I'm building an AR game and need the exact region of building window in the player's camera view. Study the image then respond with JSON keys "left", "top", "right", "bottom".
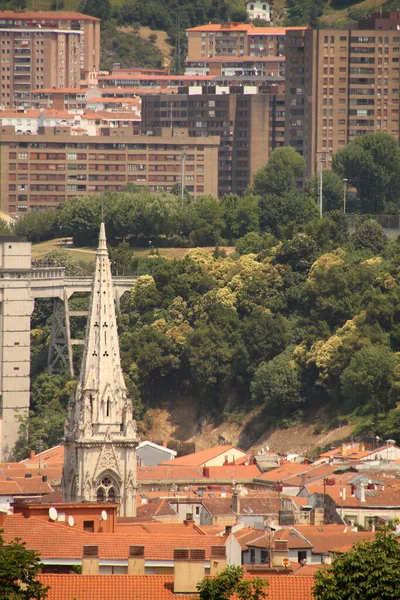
{"left": 298, "top": 551, "right": 307, "bottom": 563}
{"left": 250, "top": 549, "right": 256, "bottom": 563}
{"left": 67, "top": 153, "right": 77, "bottom": 160}
{"left": 83, "top": 521, "right": 95, "bottom": 533}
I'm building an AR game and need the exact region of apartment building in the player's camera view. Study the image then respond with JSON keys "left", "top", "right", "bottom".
{"left": 285, "top": 24, "right": 400, "bottom": 176}
{"left": 0, "top": 11, "right": 100, "bottom": 108}
{"left": 141, "top": 85, "right": 285, "bottom": 197}
{"left": 0, "top": 126, "right": 219, "bottom": 214}
{"left": 185, "top": 56, "right": 284, "bottom": 77}
{"left": 186, "top": 23, "right": 306, "bottom": 60}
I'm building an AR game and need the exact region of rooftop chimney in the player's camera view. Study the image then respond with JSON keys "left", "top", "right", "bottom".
{"left": 128, "top": 545, "right": 145, "bottom": 575}
{"left": 30, "top": 450, "right": 35, "bottom": 460}
{"left": 210, "top": 546, "right": 227, "bottom": 576}
{"left": 355, "top": 481, "right": 366, "bottom": 503}
{"left": 82, "top": 545, "right": 99, "bottom": 575}
{"left": 174, "top": 548, "right": 205, "bottom": 594}
{"left": 232, "top": 490, "right": 240, "bottom": 514}
{"left": 273, "top": 540, "right": 289, "bottom": 567}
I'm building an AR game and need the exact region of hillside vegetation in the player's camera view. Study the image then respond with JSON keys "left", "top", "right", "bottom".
{"left": 11, "top": 0, "right": 392, "bottom": 69}
{"left": 9, "top": 134, "right": 400, "bottom": 459}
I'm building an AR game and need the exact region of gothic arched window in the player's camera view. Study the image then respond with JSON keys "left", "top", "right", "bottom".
{"left": 96, "top": 474, "right": 119, "bottom": 503}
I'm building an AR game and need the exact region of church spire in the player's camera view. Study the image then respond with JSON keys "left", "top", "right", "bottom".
{"left": 63, "top": 223, "right": 137, "bottom": 516}
{"left": 74, "top": 221, "right": 129, "bottom": 434}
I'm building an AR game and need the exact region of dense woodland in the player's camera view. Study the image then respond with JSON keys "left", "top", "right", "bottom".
{"left": 9, "top": 133, "right": 400, "bottom": 459}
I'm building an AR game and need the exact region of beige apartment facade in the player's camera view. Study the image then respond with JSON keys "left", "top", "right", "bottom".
{"left": 0, "top": 11, "right": 100, "bottom": 108}
{"left": 186, "top": 23, "right": 306, "bottom": 60}
{"left": 0, "top": 126, "right": 219, "bottom": 214}
{"left": 285, "top": 27, "right": 400, "bottom": 177}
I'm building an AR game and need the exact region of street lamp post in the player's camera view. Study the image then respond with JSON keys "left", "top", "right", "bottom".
{"left": 315, "top": 152, "right": 326, "bottom": 218}
{"left": 343, "top": 178, "right": 348, "bottom": 214}
{"left": 181, "top": 151, "right": 187, "bottom": 202}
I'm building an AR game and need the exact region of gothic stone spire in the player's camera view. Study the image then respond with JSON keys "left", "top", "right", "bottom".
{"left": 63, "top": 224, "right": 137, "bottom": 516}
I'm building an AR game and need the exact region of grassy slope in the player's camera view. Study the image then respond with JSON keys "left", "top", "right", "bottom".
{"left": 32, "top": 239, "right": 235, "bottom": 262}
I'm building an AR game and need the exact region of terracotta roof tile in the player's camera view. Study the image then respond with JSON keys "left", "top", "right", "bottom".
{"left": 295, "top": 525, "right": 376, "bottom": 554}
{"left": 38, "top": 574, "right": 315, "bottom": 600}
{"left": 137, "top": 465, "right": 204, "bottom": 481}
{"left": 160, "top": 445, "right": 247, "bottom": 467}
{"left": 21, "top": 445, "right": 64, "bottom": 466}
{"left": 205, "top": 465, "right": 261, "bottom": 479}
{"left": 2, "top": 514, "right": 225, "bottom": 560}
{"left": 0, "top": 10, "right": 100, "bottom": 21}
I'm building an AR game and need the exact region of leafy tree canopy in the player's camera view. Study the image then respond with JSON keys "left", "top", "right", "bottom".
{"left": 0, "top": 532, "right": 49, "bottom": 600}
{"left": 314, "top": 530, "right": 400, "bottom": 600}
{"left": 197, "top": 565, "right": 269, "bottom": 600}
{"left": 332, "top": 132, "right": 400, "bottom": 213}
{"left": 253, "top": 146, "right": 305, "bottom": 197}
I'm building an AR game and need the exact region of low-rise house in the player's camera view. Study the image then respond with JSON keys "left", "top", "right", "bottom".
{"left": 137, "top": 441, "right": 177, "bottom": 466}
{"left": 246, "top": 0, "right": 272, "bottom": 22}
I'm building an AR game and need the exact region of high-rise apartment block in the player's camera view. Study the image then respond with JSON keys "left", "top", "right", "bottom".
{"left": 0, "top": 11, "right": 100, "bottom": 108}
{"left": 142, "top": 85, "right": 285, "bottom": 197}
{"left": 285, "top": 23, "right": 400, "bottom": 176}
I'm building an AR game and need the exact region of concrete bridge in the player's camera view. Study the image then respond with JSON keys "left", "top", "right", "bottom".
{"left": 0, "top": 238, "right": 137, "bottom": 460}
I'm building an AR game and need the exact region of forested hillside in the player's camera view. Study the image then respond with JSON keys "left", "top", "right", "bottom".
{"left": 10, "top": 134, "right": 400, "bottom": 459}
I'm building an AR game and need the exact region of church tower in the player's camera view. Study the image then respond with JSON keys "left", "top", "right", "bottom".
{"left": 63, "top": 223, "right": 138, "bottom": 517}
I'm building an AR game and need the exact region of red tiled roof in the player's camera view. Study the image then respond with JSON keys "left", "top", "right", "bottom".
{"left": 0, "top": 10, "right": 100, "bottom": 21}
{"left": 205, "top": 465, "right": 261, "bottom": 479}
{"left": 38, "top": 574, "right": 315, "bottom": 600}
{"left": 2, "top": 514, "right": 225, "bottom": 560}
{"left": 187, "top": 23, "right": 306, "bottom": 33}
{"left": 137, "top": 465, "right": 204, "bottom": 481}
{"left": 21, "top": 444, "right": 64, "bottom": 466}
{"left": 295, "top": 525, "right": 376, "bottom": 554}
{"left": 202, "top": 495, "right": 281, "bottom": 516}
{"left": 160, "top": 445, "right": 246, "bottom": 467}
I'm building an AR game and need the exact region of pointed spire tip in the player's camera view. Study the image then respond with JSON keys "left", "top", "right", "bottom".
{"left": 98, "top": 222, "right": 107, "bottom": 250}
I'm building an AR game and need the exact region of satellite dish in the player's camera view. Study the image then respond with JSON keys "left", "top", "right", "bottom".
{"left": 48, "top": 507, "right": 58, "bottom": 521}
{"left": 67, "top": 515, "right": 75, "bottom": 527}
{"left": 101, "top": 510, "right": 108, "bottom": 521}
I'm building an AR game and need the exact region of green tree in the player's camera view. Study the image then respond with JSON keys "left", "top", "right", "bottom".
{"left": 14, "top": 210, "right": 58, "bottom": 243}
{"left": 314, "top": 530, "right": 400, "bottom": 600}
{"left": 0, "top": 532, "right": 49, "bottom": 600}
{"left": 192, "top": 195, "right": 225, "bottom": 244}
{"left": 351, "top": 217, "right": 388, "bottom": 254}
{"left": 221, "top": 193, "right": 260, "bottom": 240}
{"left": 82, "top": 0, "right": 111, "bottom": 21}
{"left": 235, "top": 232, "right": 275, "bottom": 255}
{"left": 332, "top": 132, "right": 400, "bottom": 213}
{"left": 258, "top": 192, "right": 318, "bottom": 236}
{"left": 253, "top": 146, "right": 305, "bottom": 197}
{"left": 304, "top": 170, "right": 344, "bottom": 213}
{"left": 197, "top": 565, "right": 268, "bottom": 600}
{"left": 341, "top": 344, "right": 400, "bottom": 415}
{"left": 251, "top": 347, "right": 301, "bottom": 415}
